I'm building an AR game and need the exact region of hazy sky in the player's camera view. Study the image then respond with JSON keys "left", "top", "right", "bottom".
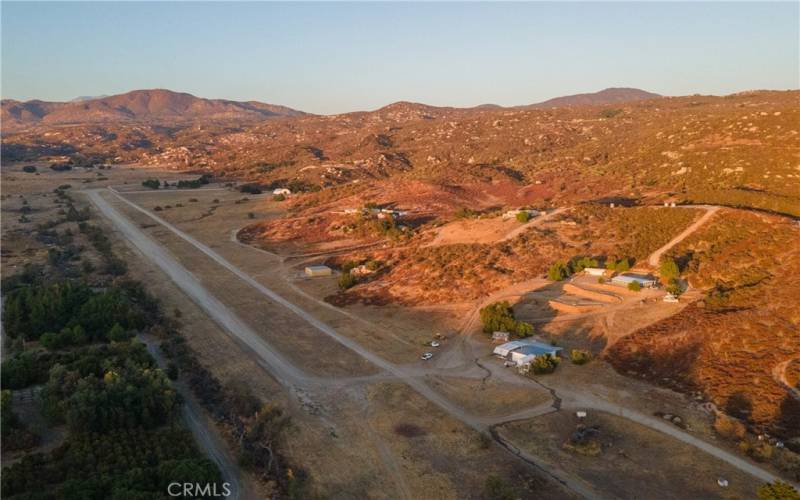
{"left": 2, "top": 2, "right": 798, "bottom": 114}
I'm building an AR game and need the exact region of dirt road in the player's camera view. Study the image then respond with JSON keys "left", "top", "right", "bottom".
{"left": 141, "top": 336, "right": 247, "bottom": 500}
{"left": 501, "top": 207, "right": 568, "bottom": 242}
{"left": 91, "top": 188, "right": 600, "bottom": 499}
{"left": 647, "top": 205, "right": 719, "bottom": 267}
{"left": 90, "top": 187, "right": 792, "bottom": 496}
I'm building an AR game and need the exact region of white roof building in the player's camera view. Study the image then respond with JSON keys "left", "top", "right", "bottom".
{"left": 304, "top": 265, "right": 332, "bottom": 277}
{"left": 493, "top": 339, "right": 563, "bottom": 366}
{"left": 584, "top": 267, "right": 606, "bottom": 276}
{"left": 273, "top": 188, "right": 291, "bottom": 196}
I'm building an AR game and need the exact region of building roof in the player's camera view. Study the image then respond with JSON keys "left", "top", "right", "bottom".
{"left": 493, "top": 339, "right": 563, "bottom": 358}
{"left": 512, "top": 344, "right": 562, "bottom": 357}
{"left": 612, "top": 273, "right": 656, "bottom": 284}
{"left": 305, "top": 265, "right": 331, "bottom": 271}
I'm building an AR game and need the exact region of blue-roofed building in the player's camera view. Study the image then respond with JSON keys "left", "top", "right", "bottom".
{"left": 611, "top": 273, "right": 657, "bottom": 288}
{"left": 493, "top": 339, "right": 563, "bottom": 366}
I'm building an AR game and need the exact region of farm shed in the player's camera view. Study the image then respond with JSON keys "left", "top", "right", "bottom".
{"left": 611, "top": 273, "right": 657, "bottom": 288}
{"left": 492, "top": 331, "right": 510, "bottom": 343}
{"left": 493, "top": 339, "right": 563, "bottom": 366}
{"left": 304, "top": 265, "right": 332, "bottom": 277}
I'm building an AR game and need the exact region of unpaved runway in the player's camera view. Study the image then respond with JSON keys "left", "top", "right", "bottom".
{"left": 90, "top": 188, "right": 792, "bottom": 496}
{"left": 91, "top": 188, "right": 600, "bottom": 499}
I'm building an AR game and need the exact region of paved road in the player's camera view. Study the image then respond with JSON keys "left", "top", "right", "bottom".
{"left": 647, "top": 205, "right": 719, "bottom": 267}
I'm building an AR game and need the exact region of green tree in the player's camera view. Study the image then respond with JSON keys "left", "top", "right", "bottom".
{"left": 529, "top": 354, "right": 560, "bottom": 374}
{"left": 108, "top": 323, "right": 131, "bottom": 342}
{"left": 570, "top": 349, "right": 592, "bottom": 365}
{"left": 338, "top": 272, "right": 356, "bottom": 290}
{"left": 615, "top": 258, "right": 630, "bottom": 273}
{"left": 548, "top": 261, "right": 569, "bottom": 281}
{"left": 758, "top": 481, "right": 800, "bottom": 500}
{"left": 515, "top": 211, "right": 530, "bottom": 223}
{"left": 660, "top": 258, "right": 680, "bottom": 281}
{"left": 141, "top": 179, "right": 160, "bottom": 190}
{"left": 627, "top": 281, "right": 642, "bottom": 292}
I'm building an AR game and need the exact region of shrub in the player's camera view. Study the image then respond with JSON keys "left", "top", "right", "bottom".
{"left": 239, "top": 184, "right": 262, "bottom": 195}
{"left": 660, "top": 258, "right": 680, "bottom": 281}
{"left": 248, "top": 212, "right": 255, "bottom": 219}
{"left": 571, "top": 256, "right": 599, "bottom": 273}
{"left": 338, "top": 272, "right": 356, "bottom": 290}
{"left": 570, "top": 349, "right": 592, "bottom": 365}
{"left": 484, "top": 475, "right": 515, "bottom": 500}
{"left": 627, "top": 281, "right": 641, "bottom": 292}
{"left": 615, "top": 258, "right": 631, "bottom": 273}
{"left": 757, "top": 481, "right": 800, "bottom": 500}
{"left": 529, "top": 354, "right": 560, "bottom": 375}
{"left": 273, "top": 194, "right": 286, "bottom": 202}
{"left": 141, "top": 179, "right": 160, "bottom": 190}
{"left": 548, "top": 261, "right": 569, "bottom": 281}
{"left": 713, "top": 414, "right": 747, "bottom": 440}
{"left": 153, "top": 206, "right": 163, "bottom": 212}
{"left": 22, "top": 165, "right": 37, "bottom": 173}
{"left": 599, "top": 108, "right": 623, "bottom": 119}
{"left": 515, "top": 211, "right": 530, "bottom": 223}
{"left": 454, "top": 207, "right": 478, "bottom": 219}
{"left": 665, "top": 280, "right": 682, "bottom": 296}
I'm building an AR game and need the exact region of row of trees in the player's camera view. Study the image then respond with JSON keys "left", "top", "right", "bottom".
{"left": 479, "top": 301, "right": 534, "bottom": 338}
{"left": 2, "top": 280, "right": 145, "bottom": 343}
{"left": 143, "top": 174, "right": 213, "bottom": 190}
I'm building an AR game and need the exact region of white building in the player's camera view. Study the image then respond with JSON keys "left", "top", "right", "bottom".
{"left": 273, "top": 188, "right": 291, "bottom": 196}
{"left": 304, "top": 265, "right": 332, "bottom": 277}
{"left": 493, "top": 339, "right": 563, "bottom": 367}
{"left": 584, "top": 267, "right": 606, "bottom": 276}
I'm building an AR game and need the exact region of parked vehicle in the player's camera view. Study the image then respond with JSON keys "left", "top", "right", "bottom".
{"left": 421, "top": 352, "right": 433, "bottom": 361}
{"left": 431, "top": 341, "right": 440, "bottom": 348}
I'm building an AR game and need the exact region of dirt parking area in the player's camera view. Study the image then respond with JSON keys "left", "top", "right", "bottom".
{"left": 499, "top": 410, "right": 760, "bottom": 500}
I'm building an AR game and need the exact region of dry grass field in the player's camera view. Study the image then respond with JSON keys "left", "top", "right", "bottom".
{"left": 499, "top": 410, "right": 760, "bottom": 500}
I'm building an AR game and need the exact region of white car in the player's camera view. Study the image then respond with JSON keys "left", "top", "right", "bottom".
{"left": 430, "top": 341, "right": 440, "bottom": 348}
{"left": 421, "top": 352, "right": 433, "bottom": 361}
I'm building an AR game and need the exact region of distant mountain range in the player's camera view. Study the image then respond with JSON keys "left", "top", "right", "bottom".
{"left": 523, "top": 87, "right": 661, "bottom": 109}
{"left": 1, "top": 87, "right": 660, "bottom": 131}
{"left": 1, "top": 89, "right": 307, "bottom": 130}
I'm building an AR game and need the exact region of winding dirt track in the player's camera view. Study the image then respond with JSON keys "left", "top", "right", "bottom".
{"left": 89, "top": 188, "right": 599, "bottom": 499}
{"left": 647, "top": 205, "right": 719, "bottom": 267}
{"left": 88, "top": 188, "right": 793, "bottom": 497}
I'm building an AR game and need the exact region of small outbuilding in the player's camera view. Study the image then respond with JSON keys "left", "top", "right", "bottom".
{"left": 584, "top": 267, "right": 606, "bottom": 277}
{"left": 304, "top": 265, "right": 332, "bottom": 277}
{"left": 273, "top": 188, "right": 291, "bottom": 196}
{"left": 492, "top": 331, "right": 510, "bottom": 343}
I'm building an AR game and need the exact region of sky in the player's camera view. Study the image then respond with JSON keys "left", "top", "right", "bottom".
{"left": 2, "top": 2, "right": 798, "bottom": 114}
